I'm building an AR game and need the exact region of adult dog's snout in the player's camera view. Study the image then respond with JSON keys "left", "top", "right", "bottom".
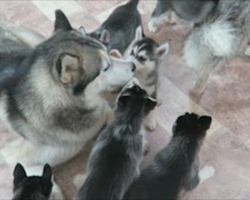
{"left": 131, "top": 63, "right": 136, "bottom": 72}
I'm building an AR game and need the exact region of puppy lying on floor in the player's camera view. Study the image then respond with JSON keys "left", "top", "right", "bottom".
{"left": 149, "top": 0, "right": 250, "bottom": 98}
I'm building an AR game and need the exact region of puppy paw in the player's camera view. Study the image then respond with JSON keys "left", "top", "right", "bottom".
{"left": 50, "top": 183, "right": 65, "bottom": 200}
{"left": 144, "top": 118, "right": 157, "bottom": 132}
{"left": 199, "top": 165, "right": 215, "bottom": 184}
{"left": 73, "top": 173, "right": 87, "bottom": 189}
{"left": 143, "top": 139, "right": 150, "bottom": 155}
{"left": 148, "top": 20, "right": 159, "bottom": 33}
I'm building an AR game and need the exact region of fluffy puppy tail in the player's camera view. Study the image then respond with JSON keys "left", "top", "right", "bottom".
{"left": 183, "top": 18, "right": 237, "bottom": 71}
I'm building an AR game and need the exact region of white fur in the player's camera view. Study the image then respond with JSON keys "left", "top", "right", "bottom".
{"left": 198, "top": 165, "right": 215, "bottom": 184}
{"left": 184, "top": 19, "right": 236, "bottom": 70}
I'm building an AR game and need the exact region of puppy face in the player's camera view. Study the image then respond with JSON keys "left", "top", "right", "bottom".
{"left": 126, "top": 38, "right": 169, "bottom": 72}
{"left": 13, "top": 163, "right": 53, "bottom": 199}
{"left": 172, "top": 113, "right": 212, "bottom": 138}
{"left": 116, "top": 79, "right": 157, "bottom": 116}
{"left": 100, "top": 55, "right": 136, "bottom": 92}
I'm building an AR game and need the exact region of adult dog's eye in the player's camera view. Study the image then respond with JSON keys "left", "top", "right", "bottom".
{"left": 103, "top": 64, "right": 110, "bottom": 72}
{"left": 137, "top": 56, "right": 146, "bottom": 62}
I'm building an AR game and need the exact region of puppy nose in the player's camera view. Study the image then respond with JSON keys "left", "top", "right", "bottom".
{"left": 131, "top": 63, "right": 136, "bottom": 72}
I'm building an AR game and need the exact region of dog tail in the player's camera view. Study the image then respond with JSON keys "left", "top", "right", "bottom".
{"left": 183, "top": 18, "right": 236, "bottom": 71}
{"left": 128, "top": 0, "right": 139, "bottom": 7}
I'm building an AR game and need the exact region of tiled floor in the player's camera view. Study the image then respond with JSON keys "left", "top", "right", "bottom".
{"left": 1, "top": 1, "right": 250, "bottom": 199}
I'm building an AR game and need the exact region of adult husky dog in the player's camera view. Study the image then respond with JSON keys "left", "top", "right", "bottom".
{"left": 0, "top": 10, "right": 135, "bottom": 199}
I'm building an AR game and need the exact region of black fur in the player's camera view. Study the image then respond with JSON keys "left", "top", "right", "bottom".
{"left": 89, "top": 0, "right": 142, "bottom": 54}
{"left": 124, "top": 113, "right": 212, "bottom": 200}
{"left": 74, "top": 83, "right": 156, "bottom": 200}
{"left": 12, "top": 163, "right": 53, "bottom": 200}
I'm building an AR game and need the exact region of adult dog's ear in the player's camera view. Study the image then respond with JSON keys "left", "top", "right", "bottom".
{"left": 56, "top": 53, "right": 82, "bottom": 85}
{"left": 100, "top": 30, "right": 110, "bottom": 44}
{"left": 54, "top": 9, "right": 73, "bottom": 31}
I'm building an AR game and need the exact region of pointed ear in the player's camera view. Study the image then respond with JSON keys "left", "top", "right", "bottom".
{"left": 42, "top": 164, "right": 52, "bottom": 182}
{"left": 156, "top": 42, "right": 169, "bottom": 59}
{"left": 135, "top": 26, "right": 143, "bottom": 41}
{"left": 117, "top": 94, "right": 131, "bottom": 108}
{"left": 100, "top": 30, "right": 110, "bottom": 44}
{"left": 56, "top": 54, "right": 80, "bottom": 84}
{"left": 78, "top": 26, "right": 87, "bottom": 36}
{"left": 199, "top": 116, "right": 212, "bottom": 130}
{"left": 13, "top": 163, "right": 27, "bottom": 187}
{"left": 143, "top": 96, "right": 157, "bottom": 114}
{"left": 109, "top": 49, "right": 122, "bottom": 58}
{"left": 54, "top": 9, "right": 73, "bottom": 31}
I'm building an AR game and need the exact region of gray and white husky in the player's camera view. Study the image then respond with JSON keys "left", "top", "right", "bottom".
{"left": 123, "top": 27, "right": 169, "bottom": 131}
{"left": 150, "top": 0, "right": 250, "bottom": 97}
{"left": 89, "top": 0, "right": 142, "bottom": 54}
{"left": 0, "top": 10, "right": 135, "bottom": 199}
{"left": 74, "top": 79, "right": 157, "bottom": 200}
{"left": 183, "top": 0, "right": 250, "bottom": 96}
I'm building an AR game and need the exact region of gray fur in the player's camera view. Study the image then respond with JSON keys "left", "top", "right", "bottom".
{"left": 124, "top": 113, "right": 212, "bottom": 200}
{"left": 89, "top": 0, "right": 142, "bottom": 54}
{"left": 74, "top": 81, "right": 157, "bottom": 200}
{"left": 152, "top": 0, "right": 218, "bottom": 24}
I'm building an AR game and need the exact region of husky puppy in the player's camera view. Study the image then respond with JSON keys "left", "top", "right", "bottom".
{"left": 124, "top": 113, "right": 212, "bottom": 200}
{"left": 0, "top": 10, "right": 135, "bottom": 199}
{"left": 74, "top": 79, "right": 157, "bottom": 200}
{"left": 183, "top": 0, "right": 250, "bottom": 96}
{"left": 12, "top": 163, "right": 53, "bottom": 200}
{"left": 89, "top": 0, "right": 142, "bottom": 54}
{"left": 123, "top": 27, "right": 169, "bottom": 131}
{"left": 148, "top": 0, "right": 218, "bottom": 32}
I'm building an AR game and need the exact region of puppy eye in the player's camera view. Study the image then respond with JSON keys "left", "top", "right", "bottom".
{"left": 137, "top": 56, "right": 146, "bottom": 62}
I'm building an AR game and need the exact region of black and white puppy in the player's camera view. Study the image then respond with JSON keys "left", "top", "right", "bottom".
{"left": 149, "top": 0, "right": 218, "bottom": 32}
{"left": 123, "top": 27, "right": 169, "bottom": 131}
{"left": 12, "top": 163, "right": 53, "bottom": 200}
{"left": 89, "top": 0, "right": 142, "bottom": 54}
{"left": 74, "top": 79, "right": 157, "bottom": 200}
{"left": 124, "top": 113, "right": 212, "bottom": 200}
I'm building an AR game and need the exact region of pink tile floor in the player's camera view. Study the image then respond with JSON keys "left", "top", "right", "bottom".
{"left": 1, "top": 1, "right": 250, "bottom": 199}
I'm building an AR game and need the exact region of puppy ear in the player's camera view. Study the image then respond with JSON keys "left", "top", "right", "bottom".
{"left": 109, "top": 49, "right": 122, "bottom": 58}
{"left": 135, "top": 26, "right": 143, "bottom": 41}
{"left": 143, "top": 96, "right": 157, "bottom": 114}
{"left": 100, "top": 30, "right": 110, "bottom": 44}
{"left": 42, "top": 164, "right": 52, "bottom": 182}
{"left": 13, "top": 163, "right": 27, "bottom": 187}
{"left": 118, "top": 94, "right": 131, "bottom": 108}
{"left": 199, "top": 116, "right": 212, "bottom": 130}
{"left": 156, "top": 42, "right": 169, "bottom": 60}
{"left": 56, "top": 54, "right": 80, "bottom": 84}
{"left": 54, "top": 9, "right": 73, "bottom": 31}
{"left": 78, "top": 26, "right": 87, "bottom": 36}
